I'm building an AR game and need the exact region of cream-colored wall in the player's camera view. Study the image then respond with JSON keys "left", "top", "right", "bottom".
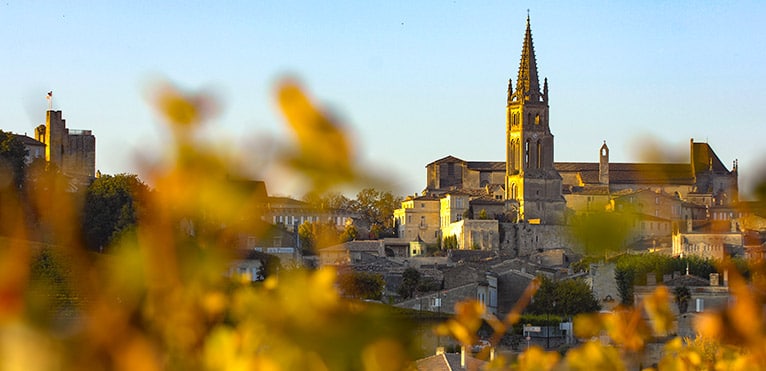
{"left": 441, "top": 219, "right": 499, "bottom": 250}
{"left": 440, "top": 194, "right": 469, "bottom": 228}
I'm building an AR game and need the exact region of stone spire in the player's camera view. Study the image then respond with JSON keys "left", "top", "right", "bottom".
{"left": 514, "top": 15, "right": 542, "bottom": 103}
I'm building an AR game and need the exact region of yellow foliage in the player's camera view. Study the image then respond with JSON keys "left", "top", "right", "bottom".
{"left": 565, "top": 341, "right": 624, "bottom": 371}
{"left": 3, "top": 78, "right": 766, "bottom": 370}
{"left": 516, "top": 346, "right": 560, "bottom": 371}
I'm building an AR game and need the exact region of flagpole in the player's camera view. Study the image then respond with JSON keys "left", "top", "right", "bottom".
{"left": 46, "top": 91, "right": 53, "bottom": 110}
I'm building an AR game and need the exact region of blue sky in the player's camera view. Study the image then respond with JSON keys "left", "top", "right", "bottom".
{"left": 1, "top": 2, "right": 765, "bottom": 198}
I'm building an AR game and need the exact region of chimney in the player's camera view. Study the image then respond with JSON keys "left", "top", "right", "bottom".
{"left": 710, "top": 273, "right": 719, "bottom": 286}
{"left": 646, "top": 273, "right": 656, "bottom": 286}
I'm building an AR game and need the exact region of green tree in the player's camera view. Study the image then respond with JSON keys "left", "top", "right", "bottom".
{"left": 613, "top": 253, "right": 721, "bottom": 306}
{"left": 397, "top": 267, "right": 421, "bottom": 299}
{"left": 82, "top": 174, "right": 149, "bottom": 252}
{"left": 526, "top": 276, "right": 600, "bottom": 316}
{"left": 339, "top": 223, "right": 358, "bottom": 242}
{"left": 352, "top": 188, "right": 402, "bottom": 237}
{"left": 337, "top": 271, "right": 385, "bottom": 300}
{"left": 303, "top": 191, "right": 352, "bottom": 210}
{"left": 443, "top": 235, "right": 458, "bottom": 249}
{"left": 0, "top": 131, "right": 29, "bottom": 190}
{"left": 297, "top": 221, "right": 340, "bottom": 253}
{"left": 615, "top": 267, "right": 635, "bottom": 305}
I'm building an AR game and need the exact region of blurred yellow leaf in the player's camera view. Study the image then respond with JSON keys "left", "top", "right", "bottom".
{"left": 565, "top": 341, "right": 624, "bottom": 371}
{"left": 517, "top": 346, "right": 560, "bottom": 371}
{"left": 643, "top": 286, "right": 675, "bottom": 336}
{"left": 276, "top": 79, "right": 356, "bottom": 191}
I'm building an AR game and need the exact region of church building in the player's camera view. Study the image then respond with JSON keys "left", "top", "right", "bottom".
{"left": 403, "top": 16, "right": 739, "bottom": 253}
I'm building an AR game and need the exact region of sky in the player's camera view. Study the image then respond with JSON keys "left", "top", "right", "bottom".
{"left": 1, "top": 1, "right": 765, "bottom": 199}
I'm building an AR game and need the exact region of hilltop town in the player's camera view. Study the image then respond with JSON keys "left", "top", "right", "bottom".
{"left": 4, "top": 15, "right": 766, "bottom": 368}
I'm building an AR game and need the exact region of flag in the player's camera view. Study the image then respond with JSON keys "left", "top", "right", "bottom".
{"left": 46, "top": 91, "right": 52, "bottom": 100}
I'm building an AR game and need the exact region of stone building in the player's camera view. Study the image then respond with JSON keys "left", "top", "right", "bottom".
{"left": 35, "top": 110, "right": 96, "bottom": 186}
{"left": 413, "top": 16, "right": 740, "bottom": 256}
{"left": 393, "top": 195, "right": 441, "bottom": 244}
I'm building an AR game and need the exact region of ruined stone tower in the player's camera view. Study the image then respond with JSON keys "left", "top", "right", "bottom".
{"left": 505, "top": 16, "right": 565, "bottom": 224}
{"left": 35, "top": 110, "right": 96, "bottom": 186}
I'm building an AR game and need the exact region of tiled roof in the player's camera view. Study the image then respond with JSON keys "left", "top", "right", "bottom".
{"left": 662, "top": 274, "right": 711, "bottom": 287}
{"left": 692, "top": 142, "right": 730, "bottom": 173}
{"left": 466, "top": 161, "right": 505, "bottom": 171}
{"left": 426, "top": 155, "right": 465, "bottom": 167}
{"left": 556, "top": 162, "right": 695, "bottom": 185}
{"left": 12, "top": 134, "right": 45, "bottom": 147}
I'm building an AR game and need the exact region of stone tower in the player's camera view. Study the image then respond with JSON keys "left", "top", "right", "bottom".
{"left": 599, "top": 141, "right": 609, "bottom": 185}
{"left": 35, "top": 110, "right": 96, "bottom": 186}
{"left": 505, "top": 16, "right": 565, "bottom": 224}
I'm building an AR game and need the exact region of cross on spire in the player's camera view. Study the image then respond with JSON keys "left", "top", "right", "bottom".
{"left": 514, "top": 15, "right": 542, "bottom": 103}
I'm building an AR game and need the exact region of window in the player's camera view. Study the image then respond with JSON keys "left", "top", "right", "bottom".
{"left": 536, "top": 140, "right": 542, "bottom": 168}
{"left": 524, "top": 140, "right": 530, "bottom": 168}
{"left": 420, "top": 216, "right": 426, "bottom": 227}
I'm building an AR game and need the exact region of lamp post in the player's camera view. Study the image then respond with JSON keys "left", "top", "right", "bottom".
{"left": 547, "top": 301, "right": 556, "bottom": 349}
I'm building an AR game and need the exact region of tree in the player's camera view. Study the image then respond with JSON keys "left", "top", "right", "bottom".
{"left": 339, "top": 223, "right": 358, "bottom": 242}
{"left": 615, "top": 268, "right": 635, "bottom": 305}
{"left": 477, "top": 209, "right": 489, "bottom": 220}
{"left": 82, "top": 174, "right": 149, "bottom": 251}
{"left": 613, "top": 253, "right": 721, "bottom": 306}
{"left": 443, "top": 235, "right": 458, "bottom": 249}
{"left": 298, "top": 221, "right": 341, "bottom": 253}
{"left": 303, "top": 191, "right": 352, "bottom": 210}
{"left": 337, "top": 271, "right": 385, "bottom": 300}
{"left": 0, "top": 131, "right": 28, "bottom": 190}
{"left": 526, "top": 276, "right": 600, "bottom": 316}
{"left": 352, "top": 188, "right": 402, "bottom": 237}
{"left": 397, "top": 267, "right": 421, "bottom": 299}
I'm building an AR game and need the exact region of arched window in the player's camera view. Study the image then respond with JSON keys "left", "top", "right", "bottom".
{"left": 508, "top": 140, "right": 517, "bottom": 171}
{"left": 524, "top": 139, "right": 530, "bottom": 168}
{"left": 535, "top": 114, "right": 540, "bottom": 125}
{"left": 511, "top": 183, "right": 517, "bottom": 200}
{"left": 536, "top": 140, "right": 542, "bottom": 168}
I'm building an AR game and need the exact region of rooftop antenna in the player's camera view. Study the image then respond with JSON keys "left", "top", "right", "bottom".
{"left": 46, "top": 91, "right": 53, "bottom": 110}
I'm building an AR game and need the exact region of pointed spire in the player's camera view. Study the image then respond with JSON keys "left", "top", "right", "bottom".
{"left": 507, "top": 78, "right": 513, "bottom": 104}
{"left": 515, "top": 15, "right": 541, "bottom": 102}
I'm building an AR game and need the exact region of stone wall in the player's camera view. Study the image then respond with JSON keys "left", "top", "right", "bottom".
{"left": 500, "top": 223, "right": 574, "bottom": 257}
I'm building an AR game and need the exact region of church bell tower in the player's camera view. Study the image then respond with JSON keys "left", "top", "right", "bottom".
{"left": 505, "top": 16, "right": 565, "bottom": 224}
